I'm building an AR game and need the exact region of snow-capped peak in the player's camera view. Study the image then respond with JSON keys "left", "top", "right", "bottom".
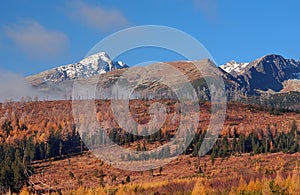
{"left": 26, "top": 52, "right": 128, "bottom": 84}
{"left": 220, "top": 60, "right": 249, "bottom": 74}
{"left": 55, "top": 52, "right": 128, "bottom": 81}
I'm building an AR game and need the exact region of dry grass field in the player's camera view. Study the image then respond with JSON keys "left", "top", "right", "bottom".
{"left": 27, "top": 151, "right": 300, "bottom": 194}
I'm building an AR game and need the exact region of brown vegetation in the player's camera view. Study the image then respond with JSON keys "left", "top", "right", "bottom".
{"left": 1, "top": 100, "right": 299, "bottom": 146}
{"left": 23, "top": 152, "right": 300, "bottom": 194}
{"left": 0, "top": 100, "right": 299, "bottom": 194}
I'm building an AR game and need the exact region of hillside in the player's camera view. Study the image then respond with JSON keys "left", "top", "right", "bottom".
{"left": 24, "top": 54, "right": 300, "bottom": 110}
{"left": 1, "top": 53, "right": 300, "bottom": 194}
{"left": 1, "top": 100, "right": 299, "bottom": 146}
{"left": 29, "top": 151, "right": 300, "bottom": 194}
{"left": 0, "top": 99, "right": 299, "bottom": 193}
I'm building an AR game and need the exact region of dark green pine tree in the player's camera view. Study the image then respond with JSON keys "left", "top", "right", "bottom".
{"left": 12, "top": 149, "right": 26, "bottom": 192}
{"left": 290, "top": 122, "right": 299, "bottom": 153}
{"left": 0, "top": 147, "right": 14, "bottom": 191}
{"left": 232, "top": 136, "right": 238, "bottom": 153}
{"left": 220, "top": 136, "right": 229, "bottom": 158}
{"left": 290, "top": 138, "right": 299, "bottom": 153}
{"left": 126, "top": 175, "right": 130, "bottom": 183}
{"left": 238, "top": 134, "right": 245, "bottom": 153}
{"left": 23, "top": 137, "right": 35, "bottom": 164}
{"left": 0, "top": 144, "right": 28, "bottom": 193}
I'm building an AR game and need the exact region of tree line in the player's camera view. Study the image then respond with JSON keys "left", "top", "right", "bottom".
{"left": 0, "top": 119, "right": 299, "bottom": 193}
{"left": 0, "top": 123, "right": 84, "bottom": 193}
{"left": 190, "top": 121, "right": 299, "bottom": 163}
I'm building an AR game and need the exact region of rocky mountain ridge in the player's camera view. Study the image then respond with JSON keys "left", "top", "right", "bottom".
{"left": 27, "top": 52, "right": 128, "bottom": 87}
{"left": 26, "top": 53, "right": 300, "bottom": 100}
{"left": 222, "top": 54, "right": 300, "bottom": 93}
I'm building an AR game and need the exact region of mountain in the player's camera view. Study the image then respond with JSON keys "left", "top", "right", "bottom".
{"left": 220, "top": 60, "right": 249, "bottom": 76}
{"left": 72, "top": 59, "right": 241, "bottom": 100}
{"left": 27, "top": 52, "right": 128, "bottom": 87}
{"left": 220, "top": 54, "right": 300, "bottom": 94}
{"left": 26, "top": 52, "right": 299, "bottom": 102}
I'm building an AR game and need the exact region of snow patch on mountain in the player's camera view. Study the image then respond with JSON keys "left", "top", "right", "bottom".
{"left": 220, "top": 60, "right": 249, "bottom": 74}
{"left": 57, "top": 52, "right": 127, "bottom": 80}
{"left": 27, "top": 52, "right": 128, "bottom": 85}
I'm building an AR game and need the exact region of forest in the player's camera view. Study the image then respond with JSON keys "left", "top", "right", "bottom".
{"left": 0, "top": 100, "right": 299, "bottom": 193}
{"left": 0, "top": 118, "right": 299, "bottom": 193}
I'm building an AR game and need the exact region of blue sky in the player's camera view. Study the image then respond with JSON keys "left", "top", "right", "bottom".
{"left": 1, "top": 0, "right": 300, "bottom": 76}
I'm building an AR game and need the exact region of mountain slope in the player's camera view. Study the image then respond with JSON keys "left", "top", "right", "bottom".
{"left": 27, "top": 52, "right": 128, "bottom": 87}
{"left": 221, "top": 54, "right": 300, "bottom": 94}
{"left": 26, "top": 53, "right": 300, "bottom": 100}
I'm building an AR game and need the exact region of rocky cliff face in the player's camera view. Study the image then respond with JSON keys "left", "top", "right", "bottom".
{"left": 221, "top": 54, "right": 300, "bottom": 94}
{"left": 243, "top": 54, "right": 299, "bottom": 93}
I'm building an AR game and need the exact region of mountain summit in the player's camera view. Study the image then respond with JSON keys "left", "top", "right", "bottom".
{"left": 223, "top": 54, "right": 300, "bottom": 93}
{"left": 26, "top": 53, "right": 299, "bottom": 99}
{"left": 27, "top": 52, "right": 128, "bottom": 87}
{"left": 220, "top": 60, "right": 249, "bottom": 75}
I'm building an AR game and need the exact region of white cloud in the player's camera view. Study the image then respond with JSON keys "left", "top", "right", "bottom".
{"left": 0, "top": 68, "right": 67, "bottom": 102}
{"left": 67, "top": 1, "right": 129, "bottom": 32}
{"left": 4, "top": 20, "right": 69, "bottom": 59}
{"left": 0, "top": 68, "right": 39, "bottom": 102}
